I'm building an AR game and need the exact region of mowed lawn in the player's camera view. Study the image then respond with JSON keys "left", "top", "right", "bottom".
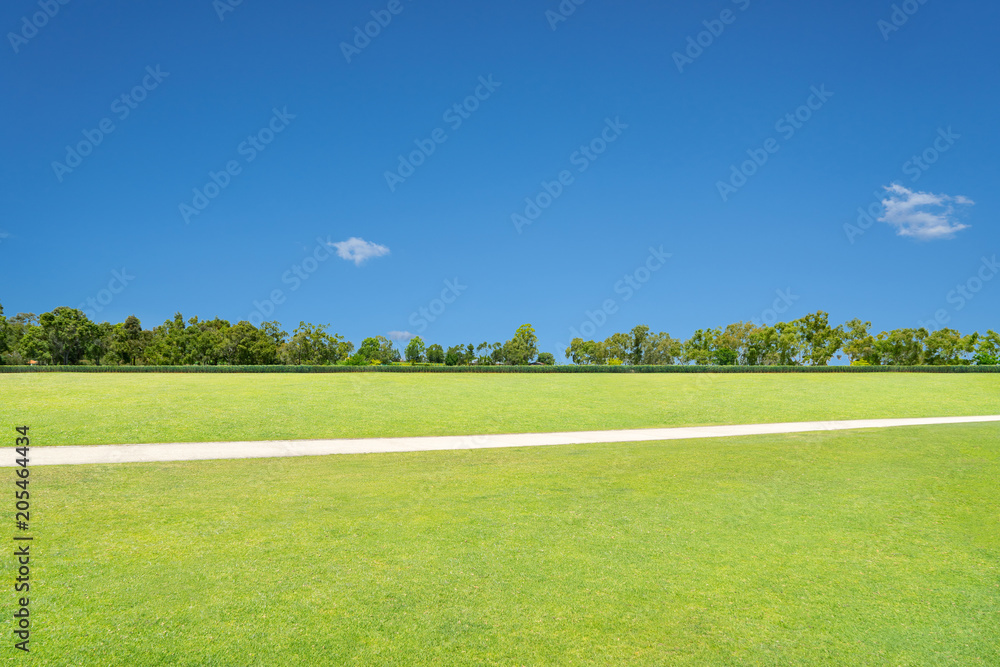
{"left": 12, "top": 424, "right": 999, "bottom": 665}
{"left": 2, "top": 373, "right": 999, "bottom": 445}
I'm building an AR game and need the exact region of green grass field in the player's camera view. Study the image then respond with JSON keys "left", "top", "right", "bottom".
{"left": 2, "top": 373, "right": 999, "bottom": 445}
{"left": 11, "top": 423, "right": 999, "bottom": 665}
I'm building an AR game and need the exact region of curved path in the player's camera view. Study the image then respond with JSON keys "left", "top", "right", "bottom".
{"left": 10, "top": 415, "right": 1000, "bottom": 467}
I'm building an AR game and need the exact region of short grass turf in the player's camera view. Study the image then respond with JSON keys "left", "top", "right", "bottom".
{"left": 8, "top": 423, "right": 999, "bottom": 665}
{"left": 1, "top": 373, "right": 999, "bottom": 445}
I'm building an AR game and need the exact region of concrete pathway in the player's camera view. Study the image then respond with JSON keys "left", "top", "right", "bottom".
{"left": 10, "top": 415, "right": 1000, "bottom": 467}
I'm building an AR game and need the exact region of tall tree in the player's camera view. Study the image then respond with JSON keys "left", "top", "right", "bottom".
{"left": 39, "top": 307, "right": 99, "bottom": 365}
{"left": 110, "top": 315, "right": 145, "bottom": 365}
{"left": 974, "top": 330, "right": 1000, "bottom": 365}
{"left": 841, "top": 319, "right": 878, "bottom": 365}
{"left": 923, "top": 328, "right": 977, "bottom": 365}
{"left": 874, "top": 328, "right": 928, "bottom": 366}
{"left": 683, "top": 328, "right": 719, "bottom": 365}
{"left": 628, "top": 325, "right": 650, "bottom": 365}
{"left": 504, "top": 324, "right": 538, "bottom": 365}
{"left": 405, "top": 336, "right": 426, "bottom": 362}
{"left": 426, "top": 344, "right": 445, "bottom": 364}
{"left": 795, "top": 311, "right": 843, "bottom": 366}
{"left": 642, "top": 332, "right": 683, "bottom": 365}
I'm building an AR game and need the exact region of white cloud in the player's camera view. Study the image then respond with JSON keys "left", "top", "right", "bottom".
{"left": 329, "top": 237, "right": 390, "bottom": 266}
{"left": 878, "top": 184, "right": 973, "bottom": 240}
{"left": 387, "top": 331, "right": 413, "bottom": 342}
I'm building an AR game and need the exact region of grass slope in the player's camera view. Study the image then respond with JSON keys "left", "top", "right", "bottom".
{"left": 12, "top": 423, "right": 1000, "bottom": 665}
{"left": 2, "top": 373, "right": 999, "bottom": 445}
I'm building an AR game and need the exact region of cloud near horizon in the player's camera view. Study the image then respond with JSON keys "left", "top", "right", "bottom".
{"left": 878, "top": 184, "right": 973, "bottom": 240}
{"left": 387, "top": 331, "right": 413, "bottom": 342}
{"left": 329, "top": 237, "right": 390, "bottom": 266}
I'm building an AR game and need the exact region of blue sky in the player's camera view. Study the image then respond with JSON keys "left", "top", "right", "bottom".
{"left": 1, "top": 0, "right": 997, "bottom": 360}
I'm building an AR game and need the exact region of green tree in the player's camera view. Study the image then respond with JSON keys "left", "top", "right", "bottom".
{"left": 683, "top": 328, "right": 719, "bottom": 365}
{"left": 444, "top": 345, "right": 463, "bottom": 366}
{"left": 110, "top": 315, "right": 145, "bottom": 365}
{"left": 537, "top": 352, "right": 555, "bottom": 365}
{"left": 713, "top": 347, "right": 738, "bottom": 365}
{"left": 642, "top": 332, "right": 683, "bottom": 365}
{"left": 88, "top": 321, "right": 114, "bottom": 365}
{"left": 628, "top": 325, "right": 650, "bottom": 365}
{"left": 358, "top": 336, "right": 396, "bottom": 364}
{"left": 426, "top": 344, "right": 445, "bottom": 364}
{"left": 794, "top": 311, "right": 843, "bottom": 366}
{"left": 842, "top": 319, "right": 878, "bottom": 365}
{"left": 225, "top": 321, "right": 280, "bottom": 365}
{"left": 874, "top": 328, "right": 928, "bottom": 366}
{"left": 772, "top": 321, "right": 803, "bottom": 365}
{"left": 405, "top": 336, "right": 426, "bottom": 362}
{"left": 475, "top": 341, "right": 492, "bottom": 365}
{"left": 17, "top": 325, "right": 49, "bottom": 364}
{"left": 39, "top": 307, "right": 99, "bottom": 365}
{"left": 489, "top": 342, "right": 506, "bottom": 365}
{"left": 565, "top": 338, "right": 608, "bottom": 365}
{"left": 145, "top": 313, "right": 188, "bottom": 365}
{"left": 260, "top": 322, "right": 288, "bottom": 350}
{"left": 923, "top": 328, "right": 977, "bottom": 365}
{"left": 974, "top": 330, "right": 1000, "bottom": 365}
{"left": 604, "top": 332, "right": 630, "bottom": 365}
{"left": 504, "top": 324, "right": 538, "bottom": 365}
{"left": 281, "top": 323, "right": 352, "bottom": 365}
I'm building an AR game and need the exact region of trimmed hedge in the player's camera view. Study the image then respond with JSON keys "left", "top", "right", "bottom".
{"left": 0, "top": 365, "right": 997, "bottom": 373}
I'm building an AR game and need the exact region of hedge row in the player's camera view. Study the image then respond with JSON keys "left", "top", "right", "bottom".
{"left": 1, "top": 365, "right": 998, "bottom": 374}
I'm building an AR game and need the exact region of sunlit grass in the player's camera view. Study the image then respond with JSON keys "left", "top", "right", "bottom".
{"left": 1, "top": 373, "right": 998, "bottom": 445}
{"left": 14, "top": 423, "right": 1000, "bottom": 665}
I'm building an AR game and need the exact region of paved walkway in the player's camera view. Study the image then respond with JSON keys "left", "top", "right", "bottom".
{"left": 11, "top": 415, "right": 1000, "bottom": 467}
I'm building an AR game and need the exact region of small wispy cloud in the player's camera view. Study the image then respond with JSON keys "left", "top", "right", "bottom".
{"left": 387, "top": 331, "right": 413, "bottom": 342}
{"left": 879, "top": 184, "right": 973, "bottom": 240}
{"left": 329, "top": 237, "right": 390, "bottom": 266}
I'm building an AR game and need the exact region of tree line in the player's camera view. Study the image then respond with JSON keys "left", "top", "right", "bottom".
{"left": 1, "top": 304, "right": 996, "bottom": 367}
{"left": 565, "top": 313, "right": 999, "bottom": 366}
{"left": 0, "top": 304, "right": 550, "bottom": 367}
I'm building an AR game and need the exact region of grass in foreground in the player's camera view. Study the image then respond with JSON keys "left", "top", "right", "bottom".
{"left": 2, "top": 373, "right": 999, "bottom": 445}
{"left": 11, "top": 423, "right": 1000, "bottom": 665}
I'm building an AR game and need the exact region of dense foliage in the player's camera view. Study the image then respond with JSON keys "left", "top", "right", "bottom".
{"left": 1, "top": 303, "right": 995, "bottom": 367}
{"left": 566, "top": 314, "right": 999, "bottom": 367}
{"left": 0, "top": 303, "right": 545, "bottom": 367}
